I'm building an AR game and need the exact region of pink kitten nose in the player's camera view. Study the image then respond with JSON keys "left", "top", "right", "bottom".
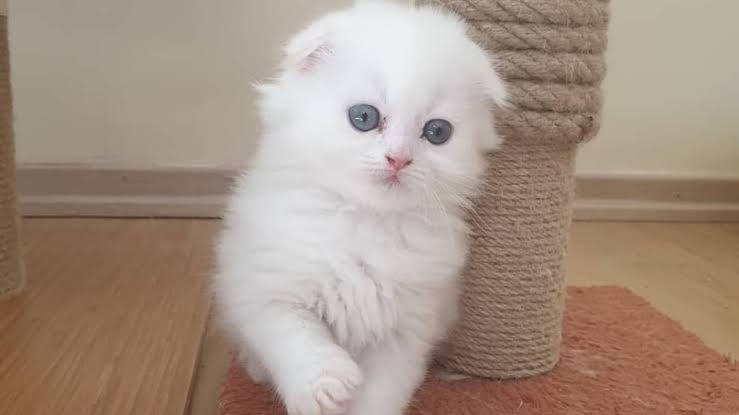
{"left": 385, "top": 155, "right": 413, "bottom": 171}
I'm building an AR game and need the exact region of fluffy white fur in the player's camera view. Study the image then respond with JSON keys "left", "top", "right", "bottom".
{"left": 214, "top": 2, "right": 506, "bottom": 414}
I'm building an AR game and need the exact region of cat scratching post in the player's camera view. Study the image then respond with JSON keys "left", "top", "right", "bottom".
{"left": 0, "top": 11, "right": 25, "bottom": 301}
{"left": 420, "top": 0, "right": 610, "bottom": 378}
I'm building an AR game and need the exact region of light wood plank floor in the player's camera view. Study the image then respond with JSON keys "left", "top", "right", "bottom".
{"left": 0, "top": 219, "right": 218, "bottom": 415}
{"left": 1, "top": 219, "right": 737, "bottom": 415}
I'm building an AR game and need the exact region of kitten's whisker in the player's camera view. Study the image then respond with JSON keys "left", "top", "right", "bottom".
{"left": 419, "top": 181, "right": 434, "bottom": 225}
{"left": 426, "top": 177, "right": 484, "bottom": 231}
{"left": 430, "top": 188, "right": 457, "bottom": 250}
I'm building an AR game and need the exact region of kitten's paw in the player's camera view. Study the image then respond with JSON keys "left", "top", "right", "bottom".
{"left": 286, "top": 358, "right": 363, "bottom": 415}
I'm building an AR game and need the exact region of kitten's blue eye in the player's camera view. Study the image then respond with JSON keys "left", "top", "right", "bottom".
{"left": 422, "top": 119, "right": 453, "bottom": 145}
{"left": 348, "top": 104, "right": 380, "bottom": 132}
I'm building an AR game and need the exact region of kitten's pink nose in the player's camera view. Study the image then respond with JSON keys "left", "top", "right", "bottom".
{"left": 385, "top": 155, "right": 413, "bottom": 171}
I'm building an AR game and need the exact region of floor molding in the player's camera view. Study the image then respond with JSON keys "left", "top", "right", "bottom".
{"left": 16, "top": 164, "right": 739, "bottom": 221}
{"left": 574, "top": 174, "right": 739, "bottom": 222}
{"left": 17, "top": 164, "right": 236, "bottom": 218}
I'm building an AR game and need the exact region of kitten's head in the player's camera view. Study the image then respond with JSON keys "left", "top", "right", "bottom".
{"left": 256, "top": 2, "right": 507, "bottom": 213}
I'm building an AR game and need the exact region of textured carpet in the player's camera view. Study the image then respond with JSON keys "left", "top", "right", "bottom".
{"left": 218, "top": 287, "right": 739, "bottom": 415}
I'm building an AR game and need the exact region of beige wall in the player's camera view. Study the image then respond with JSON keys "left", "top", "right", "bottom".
{"left": 578, "top": 0, "right": 739, "bottom": 177}
{"left": 10, "top": 0, "right": 352, "bottom": 166}
{"left": 9, "top": 0, "right": 739, "bottom": 176}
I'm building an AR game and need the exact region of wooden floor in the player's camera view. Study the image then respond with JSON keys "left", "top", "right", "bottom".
{"left": 0, "top": 219, "right": 737, "bottom": 415}
{"left": 0, "top": 219, "right": 218, "bottom": 415}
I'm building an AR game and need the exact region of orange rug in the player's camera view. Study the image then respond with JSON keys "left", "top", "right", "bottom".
{"left": 218, "top": 287, "right": 739, "bottom": 414}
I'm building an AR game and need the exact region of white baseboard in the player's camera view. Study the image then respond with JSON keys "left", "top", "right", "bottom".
{"left": 16, "top": 164, "right": 739, "bottom": 222}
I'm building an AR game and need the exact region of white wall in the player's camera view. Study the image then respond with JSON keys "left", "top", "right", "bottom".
{"left": 9, "top": 0, "right": 739, "bottom": 176}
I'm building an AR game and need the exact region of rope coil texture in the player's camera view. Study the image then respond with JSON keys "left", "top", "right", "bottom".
{"left": 1, "top": 17, "right": 25, "bottom": 301}
{"left": 420, "top": 0, "right": 610, "bottom": 378}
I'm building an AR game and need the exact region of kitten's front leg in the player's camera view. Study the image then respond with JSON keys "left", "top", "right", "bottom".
{"left": 237, "top": 344, "right": 268, "bottom": 384}
{"left": 244, "top": 306, "right": 363, "bottom": 415}
{"left": 347, "top": 333, "right": 433, "bottom": 415}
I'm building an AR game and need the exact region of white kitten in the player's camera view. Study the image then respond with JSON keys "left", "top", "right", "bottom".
{"left": 214, "top": 2, "right": 506, "bottom": 414}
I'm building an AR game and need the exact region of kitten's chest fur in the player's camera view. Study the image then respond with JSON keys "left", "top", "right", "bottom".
{"left": 313, "top": 208, "right": 466, "bottom": 354}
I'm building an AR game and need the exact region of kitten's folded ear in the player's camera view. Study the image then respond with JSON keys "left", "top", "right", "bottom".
{"left": 482, "top": 57, "right": 510, "bottom": 109}
{"left": 478, "top": 56, "right": 509, "bottom": 151}
{"left": 282, "top": 13, "right": 341, "bottom": 73}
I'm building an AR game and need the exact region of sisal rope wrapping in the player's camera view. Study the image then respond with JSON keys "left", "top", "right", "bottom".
{"left": 420, "top": 0, "right": 610, "bottom": 378}
{"left": 1, "top": 16, "right": 25, "bottom": 301}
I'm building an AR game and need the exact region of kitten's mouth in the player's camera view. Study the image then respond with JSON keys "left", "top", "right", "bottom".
{"left": 378, "top": 171, "right": 402, "bottom": 188}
